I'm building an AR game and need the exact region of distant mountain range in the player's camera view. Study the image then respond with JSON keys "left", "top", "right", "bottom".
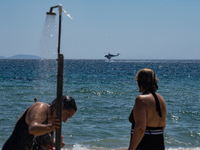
{"left": 0, "top": 54, "right": 42, "bottom": 59}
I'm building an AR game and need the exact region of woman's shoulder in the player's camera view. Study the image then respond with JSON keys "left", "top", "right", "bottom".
{"left": 135, "top": 93, "right": 158, "bottom": 106}
{"left": 32, "top": 102, "right": 48, "bottom": 107}
{"left": 135, "top": 95, "right": 148, "bottom": 105}
{"left": 28, "top": 102, "right": 48, "bottom": 112}
{"left": 136, "top": 94, "right": 151, "bottom": 101}
{"left": 26, "top": 102, "right": 49, "bottom": 124}
{"left": 156, "top": 92, "right": 165, "bottom": 100}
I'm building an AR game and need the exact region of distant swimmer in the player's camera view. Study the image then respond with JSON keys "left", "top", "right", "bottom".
{"left": 2, "top": 95, "right": 77, "bottom": 150}
{"left": 104, "top": 53, "right": 119, "bottom": 60}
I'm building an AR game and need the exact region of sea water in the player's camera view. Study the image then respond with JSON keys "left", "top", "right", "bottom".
{"left": 0, "top": 59, "right": 200, "bottom": 150}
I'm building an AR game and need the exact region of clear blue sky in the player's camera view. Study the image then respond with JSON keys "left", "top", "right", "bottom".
{"left": 0, "top": 0, "right": 200, "bottom": 59}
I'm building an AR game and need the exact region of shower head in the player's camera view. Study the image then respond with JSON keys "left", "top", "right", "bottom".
{"left": 46, "top": 11, "right": 56, "bottom": 15}
{"left": 47, "top": 5, "right": 62, "bottom": 16}
{"left": 46, "top": 8, "right": 56, "bottom": 15}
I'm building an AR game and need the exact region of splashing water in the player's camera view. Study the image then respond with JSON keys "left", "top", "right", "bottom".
{"left": 62, "top": 9, "right": 73, "bottom": 19}
{"left": 40, "top": 15, "right": 58, "bottom": 59}
{"left": 36, "top": 15, "right": 58, "bottom": 99}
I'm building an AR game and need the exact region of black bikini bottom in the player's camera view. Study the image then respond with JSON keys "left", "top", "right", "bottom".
{"left": 131, "top": 127, "right": 165, "bottom": 150}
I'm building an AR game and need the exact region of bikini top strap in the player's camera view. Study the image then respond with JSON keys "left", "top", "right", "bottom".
{"left": 150, "top": 91, "right": 162, "bottom": 118}
{"left": 43, "top": 104, "right": 49, "bottom": 124}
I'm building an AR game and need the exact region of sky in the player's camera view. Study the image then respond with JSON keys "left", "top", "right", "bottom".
{"left": 0, "top": 0, "right": 200, "bottom": 59}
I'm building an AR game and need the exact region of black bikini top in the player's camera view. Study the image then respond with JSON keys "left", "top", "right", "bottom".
{"left": 129, "top": 91, "right": 162, "bottom": 127}
{"left": 150, "top": 91, "right": 162, "bottom": 117}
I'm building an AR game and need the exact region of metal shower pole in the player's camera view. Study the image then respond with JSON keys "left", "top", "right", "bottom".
{"left": 47, "top": 4, "right": 63, "bottom": 150}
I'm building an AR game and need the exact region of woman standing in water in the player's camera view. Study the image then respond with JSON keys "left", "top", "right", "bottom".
{"left": 2, "top": 95, "right": 77, "bottom": 150}
{"left": 128, "top": 68, "right": 167, "bottom": 150}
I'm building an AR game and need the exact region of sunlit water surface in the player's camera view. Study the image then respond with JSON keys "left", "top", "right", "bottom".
{"left": 0, "top": 59, "right": 200, "bottom": 150}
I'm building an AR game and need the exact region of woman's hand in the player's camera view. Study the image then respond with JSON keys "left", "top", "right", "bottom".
{"left": 48, "top": 115, "right": 61, "bottom": 131}
{"left": 53, "top": 136, "right": 65, "bottom": 148}
{"left": 61, "top": 135, "right": 65, "bottom": 148}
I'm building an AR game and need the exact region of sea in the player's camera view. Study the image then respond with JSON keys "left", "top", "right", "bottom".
{"left": 0, "top": 59, "right": 200, "bottom": 150}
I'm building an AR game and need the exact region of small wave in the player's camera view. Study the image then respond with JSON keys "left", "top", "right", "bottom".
{"left": 0, "top": 146, "right": 200, "bottom": 150}
{"left": 56, "top": 144, "right": 200, "bottom": 150}
{"left": 60, "top": 144, "right": 127, "bottom": 150}
{"left": 166, "top": 148, "right": 200, "bottom": 150}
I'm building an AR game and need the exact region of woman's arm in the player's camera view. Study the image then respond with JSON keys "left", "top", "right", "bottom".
{"left": 129, "top": 96, "right": 146, "bottom": 150}
{"left": 26, "top": 102, "right": 60, "bottom": 136}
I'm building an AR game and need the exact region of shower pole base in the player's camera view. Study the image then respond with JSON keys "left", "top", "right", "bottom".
{"left": 56, "top": 53, "right": 64, "bottom": 150}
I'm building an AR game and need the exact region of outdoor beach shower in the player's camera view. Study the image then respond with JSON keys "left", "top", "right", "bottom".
{"left": 46, "top": 4, "right": 72, "bottom": 150}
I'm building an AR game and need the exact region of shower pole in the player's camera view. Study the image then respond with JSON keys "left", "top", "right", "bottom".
{"left": 47, "top": 4, "right": 63, "bottom": 150}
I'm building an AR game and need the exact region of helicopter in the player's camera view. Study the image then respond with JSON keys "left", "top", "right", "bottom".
{"left": 104, "top": 53, "right": 120, "bottom": 60}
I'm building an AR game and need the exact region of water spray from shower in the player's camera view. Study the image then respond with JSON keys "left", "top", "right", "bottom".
{"left": 47, "top": 4, "right": 73, "bottom": 19}
{"left": 62, "top": 9, "right": 73, "bottom": 19}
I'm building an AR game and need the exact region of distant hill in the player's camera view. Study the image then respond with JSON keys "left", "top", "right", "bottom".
{"left": 0, "top": 56, "right": 6, "bottom": 59}
{"left": 4, "top": 54, "right": 42, "bottom": 59}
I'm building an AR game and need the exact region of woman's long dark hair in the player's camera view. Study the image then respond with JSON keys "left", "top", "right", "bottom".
{"left": 135, "top": 68, "right": 158, "bottom": 92}
{"left": 49, "top": 95, "right": 77, "bottom": 115}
